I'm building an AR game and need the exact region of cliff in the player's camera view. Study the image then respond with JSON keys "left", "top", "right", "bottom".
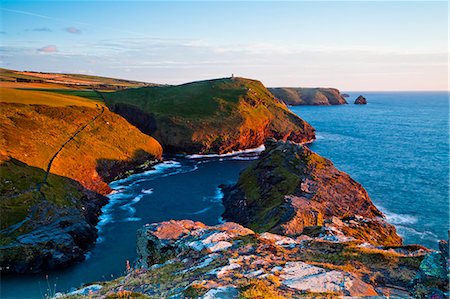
{"left": 268, "top": 87, "right": 348, "bottom": 106}
{"left": 104, "top": 77, "right": 315, "bottom": 154}
{"left": 222, "top": 139, "right": 402, "bottom": 246}
{"left": 0, "top": 89, "right": 163, "bottom": 273}
{"left": 59, "top": 220, "right": 435, "bottom": 298}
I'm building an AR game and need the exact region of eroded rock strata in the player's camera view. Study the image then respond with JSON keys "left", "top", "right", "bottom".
{"left": 222, "top": 139, "right": 402, "bottom": 246}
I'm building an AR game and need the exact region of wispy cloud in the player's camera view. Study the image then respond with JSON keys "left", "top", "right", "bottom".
{"left": 65, "top": 27, "right": 81, "bottom": 34}
{"left": 37, "top": 45, "right": 57, "bottom": 53}
{"left": 30, "top": 27, "right": 52, "bottom": 32}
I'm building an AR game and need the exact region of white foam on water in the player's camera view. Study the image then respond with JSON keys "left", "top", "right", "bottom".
{"left": 141, "top": 188, "right": 154, "bottom": 194}
{"left": 383, "top": 210, "right": 418, "bottom": 225}
{"left": 396, "top": 225, "right": 438, "bottom": 242}
{"left": 124, "top": 217, "right": 142, "bottom": 222}
{"left": 186, "top": 144, "right": 265, "bottom": 159}
{"left": 120, "top": 194, "right": 144, "bottom": 214}
{"left": 109, "top": 160, "right": 182, "bottom": 187}
{"left": 202, "top": 187, "right": 224, "bottom": 203}
{"left": 187, "top": 206, "right": 212, "bottom": 215}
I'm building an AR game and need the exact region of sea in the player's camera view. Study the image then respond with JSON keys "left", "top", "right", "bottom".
{"left": 1, "top": 91, "right": 448, "bottom": 298}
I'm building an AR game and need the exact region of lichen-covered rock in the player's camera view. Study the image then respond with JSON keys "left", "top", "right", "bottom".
{"left": 280, "top": 261, "right": 377, "bottom": 296}
{"left": 222, "top": 139, "right": 402, "bottom": 246}
{"left": 62, "top": 220, "right": 429, "bottom": 298}
{"left": 411, "top": 251, "right": 449, "bottom": 298}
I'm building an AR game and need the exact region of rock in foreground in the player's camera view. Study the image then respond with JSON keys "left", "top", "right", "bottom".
{"left": 61, "top": 220, "right": 431, "bottom": 298}
{"left": 269, "top": 87, "right": 348, "bottom": 105}
{"left": 222, "top": 139, "right": 402, "bottom": 246}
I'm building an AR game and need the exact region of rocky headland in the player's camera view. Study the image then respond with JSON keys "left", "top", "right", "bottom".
{"left": 222, "top": 139, "right": 401, "bottom": 246}
{"left": 104, "top": 77, "right": 315, "bottom": 154}
{"left": 268, "top": 87, "right": 348, "bottom": 106}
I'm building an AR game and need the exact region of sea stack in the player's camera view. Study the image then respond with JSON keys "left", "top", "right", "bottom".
{"left": 354, "top": 95, "right": 367, "bottom": 104}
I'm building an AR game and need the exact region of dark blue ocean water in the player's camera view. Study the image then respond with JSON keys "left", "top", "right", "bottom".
{"left": 1, "top": 92, "right": 448, "bottom": 298}
{"left": 291, "top": 92, "right": 449, "bottom": 249}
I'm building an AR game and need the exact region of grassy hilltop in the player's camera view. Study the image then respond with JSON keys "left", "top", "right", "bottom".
{"left": 104, "top": 77, "right": 315, "bottom": 154}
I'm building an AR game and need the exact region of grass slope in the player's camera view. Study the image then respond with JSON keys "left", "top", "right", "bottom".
{"left": 0, "top": 87, "right": 162, "bottom": 248}
{"left": 104, "top": 77, "right": 315, "bottom": 154}
{"left": 0, "top": 88, "right": 104, "bottom": 107}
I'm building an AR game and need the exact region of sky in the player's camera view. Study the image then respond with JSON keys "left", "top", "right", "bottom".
{"left": 0, "top": 1, "right": 448, "bottom": 90}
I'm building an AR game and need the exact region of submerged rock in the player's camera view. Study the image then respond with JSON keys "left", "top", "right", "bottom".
{"left": 222, "top": 139, "right": 402, "bottom": 246}
{"left": 354, "top": 95, "right": 367, "bottom": 104}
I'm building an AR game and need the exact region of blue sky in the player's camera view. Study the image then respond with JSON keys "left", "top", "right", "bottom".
{"left": 0, "top": 1, "right": 448, "bottom": 90}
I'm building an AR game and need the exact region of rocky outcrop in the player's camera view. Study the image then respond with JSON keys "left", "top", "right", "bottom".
{"left": 222, "top": 139, "right": 402, "bottom": 246}
{"left": 0, "top": 158, "right": 107, "bottom": 273}
{"left": 411, "top": 236, "right": 449, "bottom": 298}
{"left": 354, "top": 95, "right": 367, "bottom": 104}
{"left": 105, "top": 77, "right": 315, "bottom": 154}
{"left": 62, "top": 220, "right": 429, "bottom": 298}
{"left": 268, "top": 87, "right": 348, "bottom": 106}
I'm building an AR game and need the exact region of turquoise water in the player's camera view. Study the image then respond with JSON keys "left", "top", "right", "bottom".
{"left": 1, "top": 92, "right": 448, "bottom": 298}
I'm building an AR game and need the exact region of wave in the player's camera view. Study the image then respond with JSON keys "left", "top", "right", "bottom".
{"left": 383, "top": 210, "right": 418, "bottom": 225}
{"left": 396, "top": 225, "right": 438, "bottom": 242}
{"left": 120, "top": 194, "right": 144, "bottom": 214}
{"left": 187, "top": 206, "right": 212, "bottom": 215}
{"left": 186, "top": 145, "right": 265, "bottom": 159}
{"left": 202, "top": 187, "right": 224, "bottom": 203}
{"left": 141, "top": 188, "right": 154, "bottom": 194}
{"left": 109, "top": 160, "right": 181, "bottom": 188}
{"left": 97, "top": 190, "right": 131, "bottom": 237}
{"left": 123, "top": 217, "right": 142, "bottom": 222}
